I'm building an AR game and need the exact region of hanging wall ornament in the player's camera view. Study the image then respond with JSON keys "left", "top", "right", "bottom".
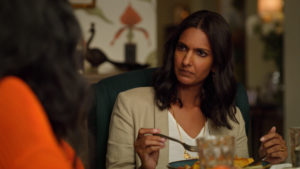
{"left": 110, "top": 2, "right": 150, "bottom": 64}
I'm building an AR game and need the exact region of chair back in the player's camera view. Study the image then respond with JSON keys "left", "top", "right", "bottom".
{"left": 88, "top": 68, "right": 249, "bottom": 169}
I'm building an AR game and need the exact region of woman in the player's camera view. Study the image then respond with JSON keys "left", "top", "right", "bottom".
{"left": 0, "top": 0, "right": 90, "bottom": 169}
{"left": 106, "top": 10, "right": 287, "bottom": 169}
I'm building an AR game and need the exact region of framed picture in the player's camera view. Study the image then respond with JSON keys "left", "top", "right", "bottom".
{"left": 69, "top": 0, "right": 96, "bottom": 8}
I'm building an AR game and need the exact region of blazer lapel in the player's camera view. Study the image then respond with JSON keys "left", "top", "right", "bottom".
{"left": 154, "top": 103, "right": 169, "bottom": 168}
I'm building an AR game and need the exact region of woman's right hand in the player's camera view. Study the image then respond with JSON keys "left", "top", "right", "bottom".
{"left": 135, "top": 128, "right": 166, "bottom": 169}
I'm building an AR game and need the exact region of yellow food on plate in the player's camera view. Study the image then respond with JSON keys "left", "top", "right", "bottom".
{"left": 191, "top": 161, "right": 200, "bottom": 169}
{"left": 234, "top": 157, "right": 254, "bottom": 168}
{"left": 212, "top": 165, "right": 231, "bottom": 169}
{"left": 176, "top": 158, "right": 254, "bottom": 169}
{"left": 177, "top": 161, "right": 200, "bottom": 169}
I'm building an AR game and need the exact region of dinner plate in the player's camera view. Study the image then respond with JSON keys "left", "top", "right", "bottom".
{"left": 167, "top": 159, "right": 198, "bottom": 169}
{"left": 269, "top": 163, "right": 292, "bottom": 169}
{"left": 244, "top": 161, "right": 271, "bottom": 169}
{"left": 167, "top": 159, "right": 271, "bottom": 169}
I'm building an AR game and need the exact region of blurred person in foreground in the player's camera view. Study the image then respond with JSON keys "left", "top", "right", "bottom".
{"left": 106, "top": 10, "right": 287, "bottom": 169}
{"left": 0, "top": 0, "right": 90, "bottom": 169}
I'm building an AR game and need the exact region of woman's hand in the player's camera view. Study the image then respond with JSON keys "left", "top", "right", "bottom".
{"left": 135, "top": 128, "right": 166, "bottom": 169}
{"left": 259, "top": 126, "right": 288, "bottom": 164}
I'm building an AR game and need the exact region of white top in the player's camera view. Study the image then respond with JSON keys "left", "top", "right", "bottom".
{"left": 168, "top": 111, "right": 210, "bottom": 162}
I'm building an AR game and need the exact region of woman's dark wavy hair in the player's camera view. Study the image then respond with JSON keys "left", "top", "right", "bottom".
{"left": 153, "top": 10, "right": 238, "bottom": 129}
{"left": 0, "top": 0, "right": 90, "bottom": 139}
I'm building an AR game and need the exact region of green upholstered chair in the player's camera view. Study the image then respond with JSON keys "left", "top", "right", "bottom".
{"left": 88, "top": 68, "right": 249, "bottom": 169}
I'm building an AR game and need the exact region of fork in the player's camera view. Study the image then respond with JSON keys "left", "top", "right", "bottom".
{"left": 153, "top": 133, "right": 198, "bottom": 152}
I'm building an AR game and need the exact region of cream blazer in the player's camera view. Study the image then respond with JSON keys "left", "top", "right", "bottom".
{"left": 106, "top": 87, "right": 249, "bottom": 169}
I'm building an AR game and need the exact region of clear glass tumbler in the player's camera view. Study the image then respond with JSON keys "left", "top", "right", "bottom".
{"left": 196, "top": 135, "right": 235, "bottom": 169}
{"left": 289, "top": 127, "right": 300, "bottom": 167}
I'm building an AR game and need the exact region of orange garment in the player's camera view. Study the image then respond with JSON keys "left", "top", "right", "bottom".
{"left": 0, "top": 76, "right": 84, "bottom": 169}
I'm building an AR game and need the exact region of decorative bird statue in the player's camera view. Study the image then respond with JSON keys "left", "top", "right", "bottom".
{"left": 85, "top": 22, "right": 149, "bottom": 71}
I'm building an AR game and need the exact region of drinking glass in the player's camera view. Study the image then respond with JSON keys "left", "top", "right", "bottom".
{"left": 196, "top": 135, "right": 234, "bottom": 169}
{"left": 289, "top": 127, "right": 300, "bottom": 167}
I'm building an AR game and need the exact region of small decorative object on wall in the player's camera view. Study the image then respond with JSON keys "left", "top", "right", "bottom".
{"left": 85, "top": 23, "right": 107, "bottom": 73}
{"left": 69, "top": 0, "right": 96, "bottom": 8}
{"left": 110, "top": 2, "right": 150, "bottom": 64}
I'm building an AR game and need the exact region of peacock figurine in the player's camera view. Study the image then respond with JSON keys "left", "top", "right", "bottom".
{"left": 85, "top": 22, "right": 149, "bottom": 72}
